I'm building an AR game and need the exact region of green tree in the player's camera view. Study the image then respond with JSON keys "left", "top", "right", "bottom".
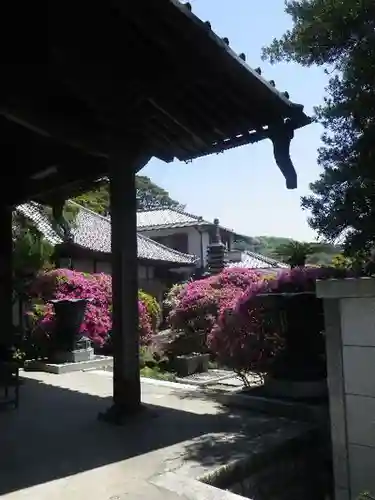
{"left": 135, "top": 175, "right": 184, "bottom": 211}
{"left": 12, "top": 212, "right": 54, "bottom": 302}
{"left": 262, "top": 0, "right": 375, "bottom": 255}
{"left": 74, "top": 176, "right": 184, "bottom": 215}
{"left": 74, "top": 180, "right": 110, "bottom": 216}
{"left": 273, "top": 240, "right": 318, "bottom": 268}
{"left": 12, "top": 201, "right": 80, "bottom": 302}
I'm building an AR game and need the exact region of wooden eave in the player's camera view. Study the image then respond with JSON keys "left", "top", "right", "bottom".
{"left": 0, "top": 0, "right": 311, "bottom": 205}
{"left": 56, "top": 241, "right": 195, "bottom": 269}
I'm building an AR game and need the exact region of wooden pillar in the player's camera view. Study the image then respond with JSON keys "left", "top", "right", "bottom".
{"left": 99, "top": 148, "right": 149, "bottom": 423}
{"left": 0, "top": 205, "right": 14, "bottom": 346}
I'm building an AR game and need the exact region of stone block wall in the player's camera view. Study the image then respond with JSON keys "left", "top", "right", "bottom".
{"left": 227, "top": 438, "right": 330, "bottom": 500}
{"left": 317, "top": 278, "right": 375, "bottom": 500}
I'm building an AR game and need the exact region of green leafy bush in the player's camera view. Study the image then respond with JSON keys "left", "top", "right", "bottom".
{"left": 163, "top": 282, "right": 188, "bottom": 312}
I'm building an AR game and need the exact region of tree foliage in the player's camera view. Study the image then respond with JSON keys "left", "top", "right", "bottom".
{"left": 262, "top": 0, "right": 375, "bottom": 254}
{"left": 135, "top": 175, "right": 184, "bottom": 211}
{"left": 74, "top": 175, "right": 184, "bottom": 215}
{"left": 12, "top": 212, "right": 54, "bottom": 302}
{"left": 74, "top": 181, "right": 110, "bottom": 216}
{"left": 273, "top": 240, "right": 319, "bottom": 267}
{"left": 234, "top": 235, "right": 338, "bottom": 265}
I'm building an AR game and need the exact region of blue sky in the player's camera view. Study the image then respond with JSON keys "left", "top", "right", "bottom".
{"left": 141, "top": 0, "right": 328, "bottom": 241}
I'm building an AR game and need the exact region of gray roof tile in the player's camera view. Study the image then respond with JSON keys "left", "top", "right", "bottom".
{"left": 227, "top": 250, "right": 287, "bottom": 269}
{"left": 137, "top": 207, "right": 247, "bottom": 238}
{"left": 137, "top": 207, "right": 206, "bottom": 230}
{"left": 16, "top": 202, "right": 197, "bottom": 265}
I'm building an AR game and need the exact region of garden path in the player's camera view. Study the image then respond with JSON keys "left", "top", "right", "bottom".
{"left": 0, "top": 369, "right": 305, "bottom": 500}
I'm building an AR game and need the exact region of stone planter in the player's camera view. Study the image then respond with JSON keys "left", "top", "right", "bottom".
{"left": 259, "top": 292, "right": 327, "bottom": 386}
{"left": 173, "top": 353, "right": 210, "bottom": 377}
{"left": 49, "top": 298, "right": 92, "bottom": 363}
{"left": 262, "top": 377, "right": 328, "bottom": 400}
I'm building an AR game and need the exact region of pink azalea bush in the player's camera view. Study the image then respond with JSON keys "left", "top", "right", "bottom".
{"left": 208, "top": 266, "right": 351, "bottom": 383}
{"left": 167, "top": 268, "right": 265, "bottom": 353}
{"left": 26, "top": 269, "right": 153, "bottom": 349}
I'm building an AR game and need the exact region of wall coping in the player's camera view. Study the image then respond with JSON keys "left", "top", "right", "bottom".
{"left": 316, "top": 277, "right": 375, "bottom": 299}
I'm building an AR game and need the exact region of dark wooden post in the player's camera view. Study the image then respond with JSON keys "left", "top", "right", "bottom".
{"left": 0, "top": 205, "right": 14, "bottom": 346}
{"left": 99, "top": 148, "right": 150, "bottom": 423}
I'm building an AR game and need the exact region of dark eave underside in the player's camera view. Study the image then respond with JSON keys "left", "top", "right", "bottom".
{"left": 0, "top": 0, "right": 311, "bottom": 205}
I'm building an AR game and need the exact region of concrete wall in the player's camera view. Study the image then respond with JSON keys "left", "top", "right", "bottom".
{"left": 317, "top": 278, "right": 375, "bottom": 500}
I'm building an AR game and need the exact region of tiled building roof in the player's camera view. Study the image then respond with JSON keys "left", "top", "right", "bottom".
{"left": 16, "top": 202, "right": 197, "bottom": 266}
{"left": 227, "top": 250, "right": 287, "bottom": 270}
{"left": 137, "top": 207, "right": 247, "bottom": 239}
{"left": 137, "top": 207, "right": 207, "bottom": 230}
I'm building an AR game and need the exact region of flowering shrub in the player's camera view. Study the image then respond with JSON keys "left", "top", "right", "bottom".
{"left": 209, "top": 306, "right": 283, "bottom": 386}
{"left": 167, "top": 269, "right": 264, "bottom": 354}
{"left": 163, "top": 282, "right": 188, "bottom": 311}
{"left": 138, "top": 290, "right": 161, "bottom": 331}
{"left": 26, "top": 269, "right": 153, "bottom": 350}
{"left": 209, "top": 266, "right": 351, "bottom": 384}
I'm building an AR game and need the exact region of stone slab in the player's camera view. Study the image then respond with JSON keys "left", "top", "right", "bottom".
{"left": 151, "top": 471, "right": 248, "bottom": 500}
{"left": 316, "top": 277, "right": 375, "bottom": 299}
{"left": 216, "top": 376, "right": 258, "bottom": 388}
{"left": 24, "top": 355, "right": 113, "bottom": 374}
{"left": 175, "top": 369, "right": 234, "bottom": 387}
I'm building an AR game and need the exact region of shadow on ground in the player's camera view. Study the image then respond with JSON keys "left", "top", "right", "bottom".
{"left": 0, "top": 375, "right": 290, "bottom": 496}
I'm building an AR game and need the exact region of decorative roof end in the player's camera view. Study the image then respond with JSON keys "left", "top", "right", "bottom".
{"left": 268, "top": 118, "right": 297, "bottom": 190}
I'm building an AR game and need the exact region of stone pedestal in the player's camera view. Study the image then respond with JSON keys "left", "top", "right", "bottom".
{"left": 53, "top": 347, "right": 94, "bottom": 364}
{"left": 316, "top": 277, "right": 375, "bottom": 500}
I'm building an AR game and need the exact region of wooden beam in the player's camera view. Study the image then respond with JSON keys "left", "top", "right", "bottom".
{"left": 5, "top": 157, "right": 108, "bottom": 206}
{"left": 0, "top": 205, "right": 14, "bottom": 345}
{"left": 0, "top": 95, "right": 109, "bottom": 158}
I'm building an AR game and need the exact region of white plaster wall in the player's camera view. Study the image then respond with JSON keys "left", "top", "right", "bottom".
{"left": 201, "top": 231, "right": 210, "bottom": 266}
{"left": 139, "top": 226, "right": 210, "bottom": 266}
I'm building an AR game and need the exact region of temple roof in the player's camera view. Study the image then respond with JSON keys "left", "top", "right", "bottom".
{"left": 16, "top": 202, "right": 198, "bottom": 266}
{"left": 137, "top": 206, "right": 249, "bottom": 240}
{"left": 227, "top": 250, "right": 287, "bottom": 270}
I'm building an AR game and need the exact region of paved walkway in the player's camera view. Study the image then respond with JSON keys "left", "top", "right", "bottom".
{"left": 0, "top": 370, "right": 301, "bottom": 500}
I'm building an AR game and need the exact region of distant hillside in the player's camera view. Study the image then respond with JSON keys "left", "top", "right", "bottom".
{"left": 234, "top": 236, "right": 341, "bottom": 266}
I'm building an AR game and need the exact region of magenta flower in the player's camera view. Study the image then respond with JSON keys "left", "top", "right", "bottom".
{"left": 27, "top": 269, "right": 152, "bottom": 347}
